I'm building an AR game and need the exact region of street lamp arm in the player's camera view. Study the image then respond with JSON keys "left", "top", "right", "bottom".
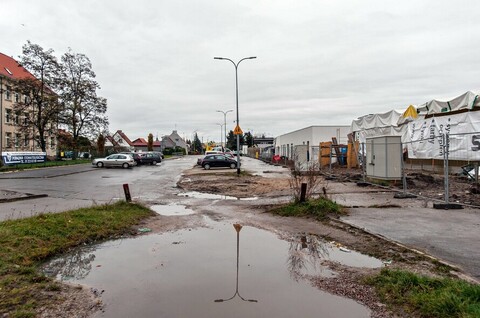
{"left": 238, "top": 56, "right": 257, "bottom": 66}
{"left": 214, "top": 57, "right": 256, "bottom": 68}
{"left": 214, "top": 57, "right": 236, "bottom": 67}
{"left": 216, "top": 110, "right": 233, "bottom": 115}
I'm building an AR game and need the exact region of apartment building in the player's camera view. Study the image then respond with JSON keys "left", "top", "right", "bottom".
{"left": 0, "top": 53, "right": 57, "bottom": 158}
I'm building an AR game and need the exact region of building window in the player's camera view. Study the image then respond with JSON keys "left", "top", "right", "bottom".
{"left": 5, "top": 109, "right": 12, "bottom": 123}
{"left": 5, "top": 133, "right": 12, "bottom": 148}
{"left": 50, "top": 137, "right": 55, "bottom": 149}
{"left": 24, "top": 95, "right": 29, "bottom": 103}
{"left": 15, "top": 134, "right": 21, "bottom": 148}
{"left": 23, "top": 113, "right": 29, "bottom": 125}
{"left": 14, "top": 112, "right": 20, "bottom": 125}
{"left": 5, "top": 86, "right": 11, "bottom": 100}
{"left": 15, "top": 92, "right": 20, "bottom": 103}
{"left": 24, "top": 135, "right": 29, "bottom": 147}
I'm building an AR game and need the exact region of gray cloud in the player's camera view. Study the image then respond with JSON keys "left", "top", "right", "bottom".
{"left": 2, "top": 0, "right": 480, "bottom": 141}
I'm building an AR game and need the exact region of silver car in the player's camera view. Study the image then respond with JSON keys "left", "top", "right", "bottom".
{"left": 92, "top": 154, "right": 135, "bottom": 168}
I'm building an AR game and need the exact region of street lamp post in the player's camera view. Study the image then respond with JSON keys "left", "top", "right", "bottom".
{"left": 216, "top": 109, "right": 233, "bottom": 150}
{"left": 214, "top": 56, "right": 256, "bottom": 175}
{"left": 214, "top": 224, "right": 258, "bottom": 303}
{"left": 216, "top": 123, "right": 223, "bottom": 148}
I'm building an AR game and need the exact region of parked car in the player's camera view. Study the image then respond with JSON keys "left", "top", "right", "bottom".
{"left": 204, "top": 150, "right": 223, "bottom": 156}
{"left": 201, "top": 154, "right": 237, "bottom": 170}
{"left": 155, "top": 151, "right": 165, "bottom": 159}
{"left": 224, "top": 153, "right": 236, "bottom": 159}
{"left": 92, "top": 154, "right": 135, "bottom": 168}
{"left": 139, "top": 152, "right": 162, "bottom": 165}
{"left": 120, "top": 152, "right": 143, "bottom": 165}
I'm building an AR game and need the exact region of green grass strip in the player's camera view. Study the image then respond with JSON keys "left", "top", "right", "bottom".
{"left": 366, "top": 269, "right": 480, "bottom": 318}
{"left": 0, "top": 201, "right": 154, "bottom": 316}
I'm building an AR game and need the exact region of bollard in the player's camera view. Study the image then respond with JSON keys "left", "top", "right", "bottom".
{"left": 123, "top": 183, "right": 132, "bottom": 202}
{"left": 299, "top": 182, "right": 307, "bottom": 203}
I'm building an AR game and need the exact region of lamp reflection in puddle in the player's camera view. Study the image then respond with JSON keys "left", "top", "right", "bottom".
{"left": 214, "top": 224, "right": 258, "bottom": 303}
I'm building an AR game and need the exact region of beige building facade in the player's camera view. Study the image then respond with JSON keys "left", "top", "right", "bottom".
{"left": 0, "top": 53, "right": 57, "bottom": 158}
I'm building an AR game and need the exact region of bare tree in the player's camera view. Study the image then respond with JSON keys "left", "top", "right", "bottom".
{"left": 289, "top": 150, "right": 326, "bottom": 202}
{"left": 13, "top": 41, "right": 62, "bottom": 152}
{"left": 59, "top": 49, "right": 108, "bottom": 158}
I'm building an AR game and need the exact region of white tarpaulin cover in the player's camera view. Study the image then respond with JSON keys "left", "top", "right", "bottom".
{"left": 351, "top": 91, "right": 480, "bottom": 160}
{"left": 351, "top": 109, "right": 402, "bottom": 132}
{"left": 405, "top": 111, "right": 480, "bottom": 160}
{"left": 417, "top": 91, "right": 479, "bottom": 115}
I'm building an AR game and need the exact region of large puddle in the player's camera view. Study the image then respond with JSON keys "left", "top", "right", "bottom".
{"left": 150, "top": 203, "right": 196, "bottom": 216}
{"left": 43, "top": 219, "right": 378, "bottom": 318}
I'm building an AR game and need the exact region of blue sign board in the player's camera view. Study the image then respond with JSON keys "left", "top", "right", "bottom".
{"left": 1, "top": 152, "right": 47, "bottom": 165}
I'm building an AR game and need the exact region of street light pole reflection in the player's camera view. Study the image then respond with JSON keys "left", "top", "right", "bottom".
{"left": 214, "top": 224, "right": 258, "bottom": 303}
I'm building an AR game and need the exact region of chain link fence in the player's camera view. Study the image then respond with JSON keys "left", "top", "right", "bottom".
{"left": 344, "top": 132, "right": 480, "bottom": 208}
{"left": 271, "top": 132, "right": 480, "bottom": 207}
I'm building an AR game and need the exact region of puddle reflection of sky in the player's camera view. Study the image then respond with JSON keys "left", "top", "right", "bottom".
{"left": 43, "top": 220, "right": 375, "bottom": 318}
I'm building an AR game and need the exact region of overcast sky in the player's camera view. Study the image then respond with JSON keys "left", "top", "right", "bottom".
{"left": 2, "top": 0, "right": 480, "bottom": 142}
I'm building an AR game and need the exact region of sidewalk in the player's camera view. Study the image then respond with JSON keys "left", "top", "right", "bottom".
{"left": 327, "top": 180, "right": 480, "bottom": 281}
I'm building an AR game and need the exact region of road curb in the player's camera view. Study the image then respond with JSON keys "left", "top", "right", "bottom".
{"left": 328, "top": 217, "right": 480, "bottom": 284}
{"left": 0, "top": 193, "right": 49, "bottom": 203}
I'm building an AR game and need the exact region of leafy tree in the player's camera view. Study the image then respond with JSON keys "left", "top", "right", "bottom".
{"left": 13, "top": 41, "right": 63, "bottom": 152}
{"left": 226, "top": 130, "right": 245, "bottom": 150}
{"left": 147, "top": 133, "right": 153, "bottom": 151}
{"left": 57, "top": 131, "right": 75, "bottom": 152}
{"left": 192, "top": 133, "right": 202, "bottom": 153}
{"left": 96, "top": 134, "right": 105, "bottom": 157}
{"left": 244, "top": 131, "right": 253, "bottom": 147}
{"left": 77, "top": 136, "right": 92, "bottom": 152}
{"left": 226, "top": 130, "right": 236, "bottom": 150}
{"left": 59, "top": 49, "right": 108, "bottom": 158}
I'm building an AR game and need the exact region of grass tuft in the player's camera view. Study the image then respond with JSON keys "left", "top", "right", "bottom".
{"left": 366, "top": 269, "right": 480, "bottom": 318}
{"left": 0, "top": 201, "right": 154, "bottom": 316}
{"left": 269, "top": 197, "right": 343, "bottom": 220}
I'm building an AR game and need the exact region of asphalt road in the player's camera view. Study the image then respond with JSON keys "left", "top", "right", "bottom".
{"left": 0, "top": 157, "right": 195, "bottom": 220}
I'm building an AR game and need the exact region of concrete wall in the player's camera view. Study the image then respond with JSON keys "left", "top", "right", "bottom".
{"left": 274, "top": 125, "right": 350, "bottom": 160}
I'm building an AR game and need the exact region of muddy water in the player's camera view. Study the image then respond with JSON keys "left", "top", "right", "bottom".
{"left": 43, "top": 219, "right": 375, "bottom": 318}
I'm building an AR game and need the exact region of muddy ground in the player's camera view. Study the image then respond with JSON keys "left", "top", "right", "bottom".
{"left": 37, "top": 165, "right": 472, "bottom": 318}
{"left": 172, "top": 166, "right": 469, "bottom": 318}
{"left": 323, "top": 166, "right": 480, "bottom": 207}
